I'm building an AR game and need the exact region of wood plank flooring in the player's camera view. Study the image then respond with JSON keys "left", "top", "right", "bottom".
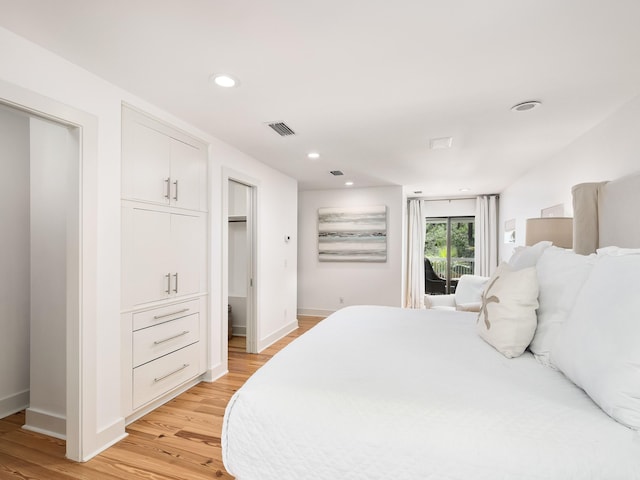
{"left": 0, "top": 316, "right": 323, "bottom": 480}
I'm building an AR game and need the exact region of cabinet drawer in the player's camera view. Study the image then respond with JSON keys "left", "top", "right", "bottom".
{"left": 132, "top": 299, "right": 199, "bottom": 331}
{"left": 133, "top": 343, "right": 200, "bottom": 409}
{"left": 133, "top": 313, "right": 199, "bottom": 368}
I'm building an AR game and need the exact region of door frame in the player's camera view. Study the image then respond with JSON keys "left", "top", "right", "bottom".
{"left": 0, "top": 79, "right": 98, "bottom": 462}
{"left": 222, "top": 168, "right": 259, "bottom": 354}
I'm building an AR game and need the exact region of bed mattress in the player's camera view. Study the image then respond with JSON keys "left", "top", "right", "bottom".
{"left": 222, "top": 305, "right": 640, "bottom": 479}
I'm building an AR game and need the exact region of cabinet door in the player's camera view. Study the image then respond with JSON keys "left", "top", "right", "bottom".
{"left": 125, "top": 208, "right": 172, "bottom": 306}
{"left": 170, "top": 139, "right": 206, "bottom": 211}
{"left": 122, "top": 121, "right": 171, "bottom": 205}
{"left": 170, "top": 212, "right": 205, "bottom": 298}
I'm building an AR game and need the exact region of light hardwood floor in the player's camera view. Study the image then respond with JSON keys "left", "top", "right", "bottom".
{"left": 0, "top": 316, "right": 323, "bottom": 480}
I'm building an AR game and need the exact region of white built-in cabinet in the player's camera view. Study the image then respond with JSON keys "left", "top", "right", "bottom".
{"left": 120, "top": 106, "right": 208, "bottom": 419}
{"left": 121, "top": 207, "right": 205, "bottom": 307}
{"left": 122, "top": 113, "right": 206, "bottom": 211}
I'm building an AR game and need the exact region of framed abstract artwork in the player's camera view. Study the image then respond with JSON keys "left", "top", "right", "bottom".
{"left": 317, "top": 205, "right": 387, "bottom": 262}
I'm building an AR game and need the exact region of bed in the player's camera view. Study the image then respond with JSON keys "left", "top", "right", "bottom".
{"left": 222, "top": 174, "right": 640, "bottom": 479}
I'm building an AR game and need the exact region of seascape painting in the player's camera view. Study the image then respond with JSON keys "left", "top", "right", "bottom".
{"left": 318, "top": 205, "right": 387, "bottom": 262}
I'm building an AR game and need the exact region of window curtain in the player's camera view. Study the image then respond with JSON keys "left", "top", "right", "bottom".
{"left": 475, "top": 195, "right": 499, "bottom": 276}
{"left": 405, "top": 199, "right": 425, "bottom": 309}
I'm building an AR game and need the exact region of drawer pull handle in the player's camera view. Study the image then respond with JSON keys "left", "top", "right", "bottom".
{"left": 153, "top": 330, "right": 189, "bottom": 345}
{"left": 153, "top": 308, "right": 190, "bottom": 320}
{"left": 154, "top": 363, "right": 189, "bottom": 383}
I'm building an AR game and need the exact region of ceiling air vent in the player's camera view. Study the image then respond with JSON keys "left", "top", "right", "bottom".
{"left": 267, "top": 121, "right": 296, "bottom": 136}
{"left": 330, "top": 170, "right": 344, "bottom": 176}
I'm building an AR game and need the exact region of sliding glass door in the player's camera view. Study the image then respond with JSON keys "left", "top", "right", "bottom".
{"left": 425, "top": 217, "right": 475, "bottom": 294}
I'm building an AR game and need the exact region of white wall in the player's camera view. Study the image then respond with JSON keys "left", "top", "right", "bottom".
{"left": 26, "top": 117, "right": 72, "bottom": 438}
{"left": 298, "top": 186, "right": 403, "bottom": 315}
{"left": 500, "top": 94, "right": 640, "bottom": 261}
{"left": 0, "top": 26, "right": 298, "bottom": 457}
{"left": 0, "top": 108, "right": 30, "bottom": 418}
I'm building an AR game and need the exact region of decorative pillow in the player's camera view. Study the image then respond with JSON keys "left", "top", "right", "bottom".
{"left": 529, "top": 247, "right": 596, "bottom": 366}
{"left": 508, "top": 240, "right": 552, "bottom": 270}
{"left": 477, "top": 262, "right": 539, "bottom": 358}
{"left": 550, "top": 252, "right": 640, "bottom": 430}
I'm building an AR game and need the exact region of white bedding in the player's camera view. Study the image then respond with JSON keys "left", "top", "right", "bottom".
{"left": 222, "top": 306, "right": 640, "bottom": 479}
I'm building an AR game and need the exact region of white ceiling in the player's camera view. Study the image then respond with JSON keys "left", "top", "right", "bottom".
{"left": 2, "top": 0, "right": 640, "bottom": 194}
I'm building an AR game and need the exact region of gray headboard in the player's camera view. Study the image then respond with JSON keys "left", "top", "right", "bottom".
{"left": 572, "top": 172, "right": 640, "bottom": 254}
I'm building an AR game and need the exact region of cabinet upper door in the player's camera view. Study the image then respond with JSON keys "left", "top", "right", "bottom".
{"left": 171, "top": 212, "right": 206, "bottom": 297}
{"left": 170, "top": 139, "right": 206, "bottom": 211}
{"left": 122, "top": 207, "right": 172, "bottom": 307}
{"left": 122, "top": 121, "right": 172, "bottom": 205}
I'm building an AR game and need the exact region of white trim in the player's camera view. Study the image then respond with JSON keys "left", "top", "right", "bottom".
{"left": 221, "top": 168, "right": 260, "bottom": 358}
{"left": 82, "top": 420, "right": 128, "bottom": 462}
{"left": 257, "top": 320, "right": 299, "bottom": 353}
{"left": 203, "top": 364, "right": 228, "bottom": 383}
{"left": 0, "top": 78, "right": 108, "bottom": 462}
{"left": 297, "top": 309, "right": 335, "bottom": 317}
{"left": 124, "top": 376, "right": 202, "bottom": 425}
{"left": 0, "top": 390, "right": 29, "bottom": 418}
{"left": 24, "top": 407, "right": 66, "bottom": 440}
{"left": 231, "top": 326, "right": 247, "bottom": 336}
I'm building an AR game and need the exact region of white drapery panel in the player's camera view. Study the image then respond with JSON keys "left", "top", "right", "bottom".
{"left": 475, "top": 195, "right": 499, "bottom": 276}
{"left": 405, "top": 199, "right": 425, "bottom": 308}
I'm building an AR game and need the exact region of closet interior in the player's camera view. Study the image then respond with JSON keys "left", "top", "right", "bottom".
{"left": 0, "top": 105, "right": 77, "bottom": 440}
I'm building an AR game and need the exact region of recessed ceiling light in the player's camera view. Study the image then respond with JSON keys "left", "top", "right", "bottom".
{"left": 210, "top": 73, "right": 239, "bottom": 88}
{"left": 459, "top": 188, "right": 471, "bottom": 192}
{"left": 308, "top": 152, "right": 320, "bottom": 159}
{"left": 429, "top": 137, "right": 453, "bottom": 150}
{"left": 511, "top": 100, "right": 541, "bottom": 112}
{"left": 345, "top": 181, "right": 354, "bottom": 186}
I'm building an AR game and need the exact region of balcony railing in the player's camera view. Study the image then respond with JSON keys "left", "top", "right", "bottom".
{"left": 427, "top": 257, "right": 475, "bottom": 280}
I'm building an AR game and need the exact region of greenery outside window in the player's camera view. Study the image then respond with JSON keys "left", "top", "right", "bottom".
{"left": 425, "top": 217, "right": 475, "bottom": 294}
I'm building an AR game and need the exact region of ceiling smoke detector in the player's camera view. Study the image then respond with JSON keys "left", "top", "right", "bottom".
{"left": 429, "top": 136, "right": 453, "bottom": 150}
{"left": 511, "top": 100, "right": 542, "bottom": 112}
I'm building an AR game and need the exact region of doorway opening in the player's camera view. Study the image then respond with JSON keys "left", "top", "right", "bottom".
{"left": 226, "top": 176, "right": 257, "bottom": 354}
{"left": 0, "top": 103, "right": 78, "bottom": 450}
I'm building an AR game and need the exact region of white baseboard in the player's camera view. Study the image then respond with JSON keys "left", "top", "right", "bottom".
{"left": 203, "top": 364, "right": 228, "bottom": 383}
{"left": 297, "top": 308, "right": 334, "bottom": 317}
{"left": 0, "top": 389, "right": 29, "bottom": 418}
{"left": 124, "top": 376, "right": 202, "bottom": 425}
{"left": 24, "top": 407, "right": 65, "bottom": 440}
{"left": 231, "top": 326, "right": 246, "bottom": 336}
{"left": 257, "top": 319, "right": 299, "bottom": 353}
{"left": 81, "top": 418, "right": 128, "bottom": 462}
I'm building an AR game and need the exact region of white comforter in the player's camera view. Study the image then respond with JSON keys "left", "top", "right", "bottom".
{"left": 222, "top": 306, "right": 640, "bottom": 479}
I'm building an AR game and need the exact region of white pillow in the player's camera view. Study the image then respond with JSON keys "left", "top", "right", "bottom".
{"left": 508, "top": 240, "right": 552, "bottom": 270}
{"left": 530, "top": 247, "right": 596, "bottom": 366}
{"left": 477, "top": 262, "right": 539, "bottom": 358}
{"left": 550, "top": 252, "right": 640, "bottom": 430}
{"left": 454, "top": 274, "right": 489, "bottom": 305}
{"left": 596, "top": 246, "right": 640, "bottom": 256}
